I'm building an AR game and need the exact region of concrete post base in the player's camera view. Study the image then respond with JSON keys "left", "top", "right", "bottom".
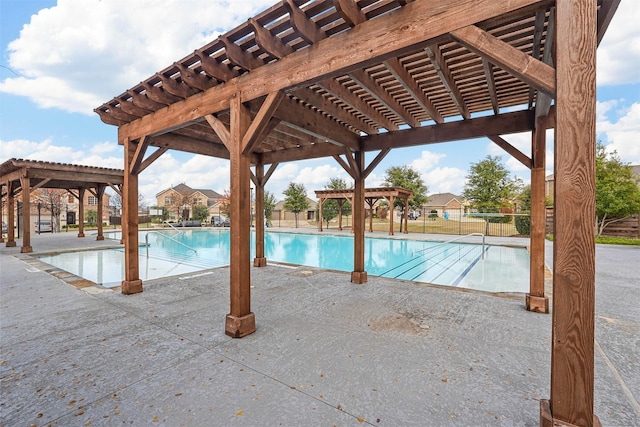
{"left": 540, "top": 399, "right": 601, "bottom": 427}
{"left": 526, "top": 294, "right": 549, "bottom": 313}
{"left": 351, "top": 271, "right": 367, "bottom": 284}
{"left": 225, "top": 312, "right": 256, "bottom": 338}
{"left": 78, "top": 233, "right": 85, "bottom": 238}
{"left": 6, "top": 241, "right": 16, "bottom": 247}
{"left": 20, "top": 246, "right": 33, "bottom": 253}
{"left": 253, "top": 257, "right": 267, "bottom": 267}
{"left": 121, "top": 279, "right": 143, "bottom": 295}
{"left": 96, "top": 236, "right": 105, "bottom": 241}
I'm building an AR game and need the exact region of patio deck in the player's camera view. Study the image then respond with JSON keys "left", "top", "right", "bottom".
{"left": 1, "top": 232, "right": 638, "bottom": 426}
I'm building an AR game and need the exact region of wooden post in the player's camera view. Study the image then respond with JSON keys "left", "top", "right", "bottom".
{"left": 226, "top": 95, "right": 256, "bottom": 338}
{"left": 96, "top": 185, "right": 106, "bottom": 241}
{"left": 121, "top": 138, "right": 142, "bottom": 294}
{"left": 388, "top": 196, "right": 395, "bottom": 236}
{"left": 351, "top": 150, "right": 367, "bottom": 283}
{"left": 318, "top": 197, "right": 324, "bottom": 232}
{"left": 338, "top": 200, "right": 343, "bottom": 231}
{"left": 527, "top": 115, "right": 549, "bottom": 313}
{"left": 403, "top": 197, "right": 409, "bottom": 234}
{"left": 253, "top": 164, "right": 267, "bottom": 267}
{"left": 19, "top": 176, "right": 32, "bottom": 253}
{"left": 77, "top": 188, "right": 86, "bottom": 238}
{"left": 542, "top": 1, "right": 599, "bottom": 426}
{"left": 5, "top": 181, "right": 16, "bottom": 247}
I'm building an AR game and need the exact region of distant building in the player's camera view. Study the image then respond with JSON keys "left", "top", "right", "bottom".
{"left": 423, "top": 193, "right": 467, "bottom": 217}
{"left": 155, "top": 183, "right": 222, "bottom": 222}
{"left": 271, "top": 197, "right": 317, "bottom": 223}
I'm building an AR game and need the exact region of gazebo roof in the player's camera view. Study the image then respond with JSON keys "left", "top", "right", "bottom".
{"left": 95, "top": 0, "right": 618, "bottom": 166}
{"left": 0, "top": 158, "right": 124, "bottom": 191}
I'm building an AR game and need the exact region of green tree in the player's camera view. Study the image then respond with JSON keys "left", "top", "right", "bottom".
{"left": 86, "top": 209, "right": 98, "bottom": 226}
{"left": 283, "top": 182, "right": 309, "bottom": 228}
{"left": 595, "top": 143, "right": 640, "bottom": 236}
{"left": 263, "top": 190, "right": 277, "bottom": 227}
{"left": 321, "top": 200, "right": 340, "bottom": 228}
{"left": 382, "top": 165, "right": 428, "bottom": 230}
{"left": 463, "top": 155, "right": 520, "bottom": 211}
{"left": 191, "top": 204, "right": 209, "bottom": 222}
{"left": 323, "top": 178, "right": 352, "bottom": 228}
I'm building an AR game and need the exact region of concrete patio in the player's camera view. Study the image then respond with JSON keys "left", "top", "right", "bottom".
{"left": 1, "top": 232, "right": 638, "bottom": 426}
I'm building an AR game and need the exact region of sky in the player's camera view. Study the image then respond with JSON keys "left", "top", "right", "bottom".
{"left": 1, "top": 0, "right": 639, "bottom": 206}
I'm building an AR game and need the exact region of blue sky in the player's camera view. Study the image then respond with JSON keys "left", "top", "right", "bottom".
{"left": 1, "top": 0, "right": 639, "bottom": 205}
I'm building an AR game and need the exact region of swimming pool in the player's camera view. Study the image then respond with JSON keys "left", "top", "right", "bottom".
{"left": 36, "top": 229, "right": 529, "bottom": 292}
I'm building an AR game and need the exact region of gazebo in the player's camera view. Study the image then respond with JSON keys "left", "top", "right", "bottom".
{"left": 0, "top": 159, "right": 124, "bottom": 252}
{"left": 315, "top": 187, "right": 413, "bottom": 235}
{"left": 94, "top": 1, "right": 618, "bottom": 425}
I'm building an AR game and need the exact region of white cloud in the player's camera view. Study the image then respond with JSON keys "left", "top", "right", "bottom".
{"left": 424, "top": 167, "right": 467, "bottom": 195}
{"left": 598, "top": 102, "right": 640, "bottom": 164}
{"left": 1, "top": 0, "right": 276, "bottom": 114}
{"left": 596, "top": 0, "right": 640, "bottom": 86}
{"left": 0, "top": 138, "right": 121, "bottom": 167}
{"left": 409, "top": 150, "right": 445, "bottom": 171}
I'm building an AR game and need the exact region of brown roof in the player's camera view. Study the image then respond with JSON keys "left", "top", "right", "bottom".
{"left": 424, "top": 192, "right": 465, "bottom": 207}
{"left": 0, "top": 158, "right": 123, "bottom": 190}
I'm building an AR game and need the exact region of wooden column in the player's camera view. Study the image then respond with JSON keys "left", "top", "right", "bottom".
{"left": 5, "top": 182, "right": 16, "bottom": 247}
{"left": 318, "top": 197, "right": 324, "bottom": 231}
{"left": 121, "top": 138, "right": 142, "bottom": 294}
{"left": 77, "top": 188, "right": 86, "bottom": 238}
{"left": 403, "top": 197, "right": 409, "bottom": 234}
{"left": 226, "top": 95, "right": 255, "bottom": 338}
{"left": 351, "top": 150, "right": 367, "bottom": 283}
{"left": 541, "top": 1, "right": 599, "bottom": 426}
{"left": 338, "top": 200, "right": 344, "bottom": 231}
{"left": 96, "top": 185, "right": 106, "bottom": 241}
{"left": 388, "top": 196, "right": 395, "bottom": 236}
{"left": 253, "top": 164, "right": 267, "bottom": 267}
{"left": 19, "top": 176, "right": 32, "bottom": 253}
{"left": 527, "top": 115, "right": 549, "bottom": 313}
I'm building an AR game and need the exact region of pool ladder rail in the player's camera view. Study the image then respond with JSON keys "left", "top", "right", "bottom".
{"left": 145, "top": 230, "right": 198, "bottom": 258}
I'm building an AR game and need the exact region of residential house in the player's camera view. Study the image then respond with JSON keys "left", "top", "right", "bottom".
{"left": 423, "top": 193, "right": 467, "bottom": 218}
{"left": 155, "top": 183, "right": 222, "bottom": 222}
{"left": 271, "top": 197, "right": 317, "bottom": 225}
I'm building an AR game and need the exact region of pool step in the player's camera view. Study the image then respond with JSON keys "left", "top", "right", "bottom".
{"left": 382, "top": 243, "right": 485, "bottom": 286}
{"left": 144, "top": 247, "right": 227, "bottom": 270}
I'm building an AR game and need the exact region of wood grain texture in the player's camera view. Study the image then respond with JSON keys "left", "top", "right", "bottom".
{"left": 551, "top": 0, "right": 597, "bottom": 425}
{"left": 122, "top": 139, "right": 141, "bottom": 292}
{"left": 529, "top": 115, "right": 547, "bottom": 306}
{"left": 228, "top": 95, "right": 253, "bottom": 318}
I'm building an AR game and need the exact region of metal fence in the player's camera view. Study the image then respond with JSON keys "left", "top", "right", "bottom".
{"left": 411, "top": 208, "right": 530, "bottom": 237}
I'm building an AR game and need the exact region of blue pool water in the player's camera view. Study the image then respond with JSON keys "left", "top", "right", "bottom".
{"left": 37, "top": 229, "right": 529, "bottom": 292}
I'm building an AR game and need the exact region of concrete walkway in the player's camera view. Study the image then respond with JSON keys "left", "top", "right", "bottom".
{"left": 1, "top": 232, "right": 638, "bottom": 426}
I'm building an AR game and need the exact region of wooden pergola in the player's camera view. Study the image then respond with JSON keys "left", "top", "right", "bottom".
{"left": 0, "top": 159, "right": 124, "bottom": 252}
{"left": 315, "top": 187, "right": 412, "bottom": 235}
{"left": 95, "top": 1, "right": 619, "bottom": 424}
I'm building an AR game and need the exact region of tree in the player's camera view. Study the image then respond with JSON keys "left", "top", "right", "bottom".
{"left": 283, "top": 182, "right": 309, "bottom": 228}
{"left": 263, "top": 190, "right": 277, "bottom": 227}
{"left": 32, "top": 189, "right": 66, "bottom": 232}
{"left": 382, "top": 165, "right": 428, "bottom": 230}
{"left": 218, "top": 190, "right": 231, "bottom": 217}
{"left": 463, "top": 155, "right": 520, "bottom": 211}
{"left": 322, "top": 178, "right": 352, "bottom": 228}
{"left": 595, "top": 143, "right": 640, "bottom": 236}
{"left": 86, "top": 209, "right": 98, "bottom": 225}
{"left": 191, "top": 204, "right": 209, "bottom": 222}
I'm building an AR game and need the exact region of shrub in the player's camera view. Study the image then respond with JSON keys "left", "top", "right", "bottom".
{"left": 514, "top": 213, "right": 531, "bottom": 235}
